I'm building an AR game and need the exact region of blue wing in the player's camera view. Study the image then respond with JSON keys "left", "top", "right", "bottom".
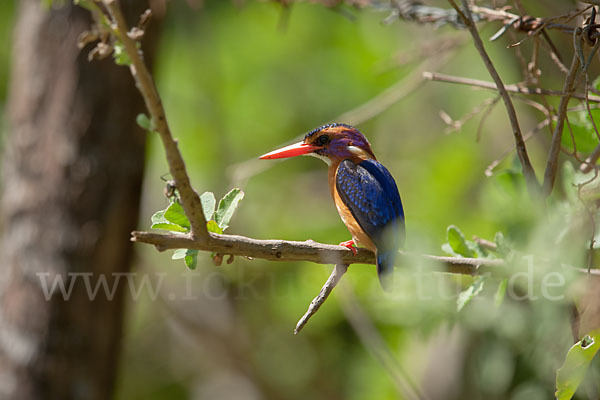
{"left": 336, "top": 159, "right": 405, "bottom": 286}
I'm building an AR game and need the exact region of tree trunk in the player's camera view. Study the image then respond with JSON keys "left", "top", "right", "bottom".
{"left": 0, "top": 1, "right": 159, "bottom": 399}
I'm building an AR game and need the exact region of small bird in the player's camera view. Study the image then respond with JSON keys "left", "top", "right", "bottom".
{"left": 260, "top": 123, "right": 405, "bottom": 288}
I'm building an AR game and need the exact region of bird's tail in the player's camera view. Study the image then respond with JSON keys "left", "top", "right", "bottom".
{"left": 376, "top": 251, "right": 395, "bottom": 291}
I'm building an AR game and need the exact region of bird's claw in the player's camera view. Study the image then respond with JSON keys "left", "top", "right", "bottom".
{"left": 339, "top": 239, "right": 357, "bottom": 256}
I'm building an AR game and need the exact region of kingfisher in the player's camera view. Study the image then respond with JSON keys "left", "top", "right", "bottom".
{"left": 259, "top": 123, "right": 405, "bottom": 288}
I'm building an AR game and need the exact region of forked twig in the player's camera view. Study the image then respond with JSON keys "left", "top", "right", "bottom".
{"left": 294, "top": 264, "right": 348, "bottom": 334}
{"left": 543, "top": 52, "right": 581, "bottom": 196}
{"left": 102, "top": 0, "right": 210, "bottom": 242}
{"left": 422, "top": 72, "right": 600, "bottom": 102}
{"left": 448, "top": 0, "right": 540, "bottom": 196}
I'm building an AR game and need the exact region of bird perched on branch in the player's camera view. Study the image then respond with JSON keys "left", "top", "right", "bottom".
{"left": 260, "top": 123, "right": 405, "bottom": 289}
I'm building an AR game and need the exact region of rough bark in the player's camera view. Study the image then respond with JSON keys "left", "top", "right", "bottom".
{"left": 0, "top": 1, "right": 159, "bottom": 399}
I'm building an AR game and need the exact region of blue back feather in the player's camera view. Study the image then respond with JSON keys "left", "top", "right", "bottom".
{"left": 335, "top": 159, "right": 405, "bottom": 288}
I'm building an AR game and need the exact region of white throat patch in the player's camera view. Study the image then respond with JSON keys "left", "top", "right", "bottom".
{"left": 347, "top": 145, "right": 373, "bottom": 159}
{"left": 306, "top": 152, "right": 331, "bottom": 165}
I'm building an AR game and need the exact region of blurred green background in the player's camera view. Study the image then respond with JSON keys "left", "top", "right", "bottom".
{"left": 2, "top": 1, "right": 598, "bottom": 399}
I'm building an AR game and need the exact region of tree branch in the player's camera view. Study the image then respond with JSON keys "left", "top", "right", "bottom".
{"left": 132, "top": 230, "right": 600, "bottom": 276}
{"left": 102, "top": 0, "right": 209, "bottom": 242}
{"left": 294, "top": 264, "right": 348, "bottom": 335}
{"left": 377, "top": 0, "right": 586, "bottom": 37}
{"left": 449, "top": 0, "right": 540, "bottom": 197}
{"left": 423, "top": 71, "right": 600, "bottom": 103}
{"left": 543, "top": 53, "right": 581, "bottom": 196}
{"left": 132, "top": 230, "right": 508, "bottom": 273}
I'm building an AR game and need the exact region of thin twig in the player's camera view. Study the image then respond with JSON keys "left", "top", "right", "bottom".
{"left": 380, "top": 0, "right": 589, "bottom": 38}
{"left": 585, "top": 74, "right": 600, "bottom": 142}
{"left": 294, "top": 264, "right": 348, "bottom": 334}
{"left": 440, "top": 97, "right": 498, "bottom": 134}
{"left": 580, "top": 70, "right": 600, "bottom": 172}
{"left": 473, "top": 236, "right": 498, "bottom": 251}
{"left": 540, "top": 32, "right": 570, "bottom": 74}
{"left": 578, "top": 169, "right": 599, "bottom": 274}
{"left": 581, "top": 144, "right": 600, "bottom": 172}
{"left": 449, "top": 0, "right": 539, "bottom": 196}
{"left": 422, "top": 71, "right": 600, "bottom": 102}
{"left": 102, "top": 0, "right": 209, "bottom": 242}
{"left": 543, "top": 52, "right": 581, "bottom": 197}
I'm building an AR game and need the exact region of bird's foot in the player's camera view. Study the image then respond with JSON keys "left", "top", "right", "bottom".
{"left": 339, "top": 239, "right": 357, "bottom": 256}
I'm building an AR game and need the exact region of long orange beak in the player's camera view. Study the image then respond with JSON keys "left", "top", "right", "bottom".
{"left": 259, "top": 141, "right": 322, "bottom": 159}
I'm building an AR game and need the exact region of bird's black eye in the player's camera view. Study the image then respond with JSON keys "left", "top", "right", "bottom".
{"left": 317, "top": 135, "right": 329, "bottom": 146}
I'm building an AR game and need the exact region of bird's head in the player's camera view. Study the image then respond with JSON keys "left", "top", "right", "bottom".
{"left": 259, "top": 123, "right": 376, "bottom": 165}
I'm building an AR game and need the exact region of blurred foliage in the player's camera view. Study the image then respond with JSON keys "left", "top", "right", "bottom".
{"left": 0, "top": 0, "right": 15, "bottom": 146}
{"left": 2, "top": 0, "right": 600, "bottom": 399}
{"left": 152, "top": 187, "right": 244, "bottom": 268}
{"left": 123, "top": 1, "right": 600, "bottom": 399}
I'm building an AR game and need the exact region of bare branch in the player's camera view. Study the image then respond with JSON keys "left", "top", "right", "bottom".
{"left": 543, "top": 53, "right": 581, "bottom": 197}
{"left": 131, "top": 230, "right": 510, "bottom": 273}
{"left": 581, "top": 144, "right": 600, "bottom": 172}
{"left": 132, "top": 230, "right": 600, "bottom": 275}
{"left": 375, "top": 0, "right": 588, "bottom": 39}
{"left": 102, "top": 0, "right": 209, "bottom": 242}
{"left": 294, "top": 264, "right": 348, "bottom": 335}
{"left": 423, "top": 71, "right": 600, "bottom": 103}
{"left": 448, "top": 0, "right": 540, "bottom": 196}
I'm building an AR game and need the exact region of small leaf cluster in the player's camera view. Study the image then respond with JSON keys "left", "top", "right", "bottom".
{"left": 442, "top": 225, "right": 513, "bottom": 311}
{"left": 73, "top": 0, "right": 143, "bottom": 66}
{"left": 151, "top": 188, "right": 244, "bottom": 269}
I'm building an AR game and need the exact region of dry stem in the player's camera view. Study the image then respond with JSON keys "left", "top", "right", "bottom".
{"left": 103, "top": 0, "right": 209, "bottom": 242}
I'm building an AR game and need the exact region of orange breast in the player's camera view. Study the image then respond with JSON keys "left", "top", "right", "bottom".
{"left": 328, "top": 162, "right": 377, "bottom": 252}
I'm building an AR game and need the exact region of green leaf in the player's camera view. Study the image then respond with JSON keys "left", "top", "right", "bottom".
{"left": 457, "top": 275, "right": 487, "bottom": 312}
{"left": 200, "top": 192, "right": 216, "bottom": 221}
{"left": 562, "top": 110, "right": 600, "bottom": 154}
{"left": 494, "top": 278, "right": 508, "bottom": 307}
{"left": 150, "top": 202, "right": 190, "bottom": 232}
{"left": 556, "top": 330, "right": 600, "bottom": 400}
{"left": 136, "top": 113, "right": 152, "bottom": 131}
{"left": 184, "top": 249, "right": 198, "bottom": 270}
{"left": 447, "top": 225, "right": 475, "bottom": 258}
{"left": 206, "top": 220, "right": 224, "bottom": 234}
{"left": 164, "top": 201, "right": 190, "bottom": 231}
{"left": 150, "top": 209, "right": 187, "bottom": 233}
{"left": 214, "top": 188, "right": 245, "bottom": 230}
{"left": 172, "top": 249, "right": 198, "bottom": 269}
{"left": 150, "top": 222, "right": 188, "bottom": 232}
{"left": 172, "top": 248, "right": 187, "bottom": 260}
